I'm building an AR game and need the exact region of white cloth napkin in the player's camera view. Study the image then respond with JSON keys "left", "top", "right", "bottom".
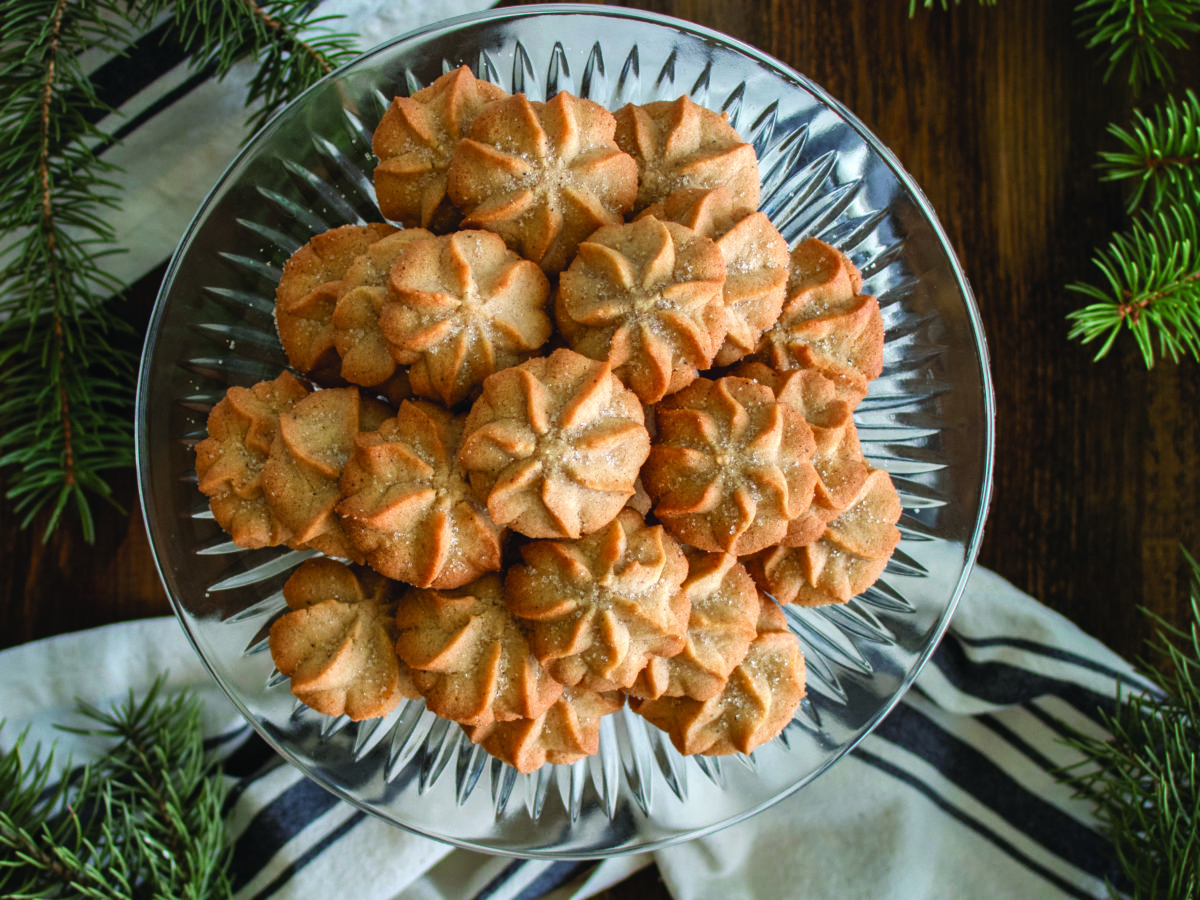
{"left": 0, "top": 567, "right": 1147, "bottom": 900}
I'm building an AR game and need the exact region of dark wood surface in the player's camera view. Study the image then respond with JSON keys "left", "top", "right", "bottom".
{"left": 3, "top": 1, "right": 1198, "bottom": 895}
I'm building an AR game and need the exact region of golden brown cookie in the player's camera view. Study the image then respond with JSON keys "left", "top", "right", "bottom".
{"left": 457, "top": 348, "right": 650, "bottom": 539}
{"left": 642, "top": 376, "right": 818, "bottom": 556}
{"left": 505, "top": 510, "right": 691, "bottom": 692}
{"left": 268, "top": 558, "right": 418, "bottom": 720}
{"left": 394, "top": 574, "right": 563, "bottom": 726}
{"left": 378, "top": 230, "right": 552, "bottom": 407}
{"left": 447, "top": 91, "right": 638, "bottom": 274}
{"left": 556, "top": 216, "right": 727, "bottom": 404}
{"left": 461, "top": 686, "right": 624, "bottom": 773}
{"left": 733, "top": 361, "right": 869, "bottom": 547}
{"left": 628, "top": 549, "right": 760, "bottom": 702}
{"left": 372, "top": 66, "right": 508, "bottom": 230}
{"left": 337, "top": 400, "right": 504, "bottom": 588}
{"left": 631, "top": 598, "right": 805, "bottom": 756}
{"left": 756, "top": 238, "right": 884, "bottom": 388}
{"left": 614, "top": 95, "right": 760, "bottom": 217}
{"left": 639, "top": 187, "right": 788, "bottom": 367}
{"left": 194, "top": 372, "right": 310, "bottom": 548}
{"left": 331, "top": 229, "right": 435, "bottom": 388}
{"left": 748, "top": 467, "right": 903, "bottom": 605}
{"left": 260, "top": 387, "right": 391, "bottom": 560}
{"left": 275, "top": 223, "right": 398, "bottom": 376}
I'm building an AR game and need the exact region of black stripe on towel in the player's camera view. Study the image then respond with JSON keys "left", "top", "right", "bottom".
{"left": 852, "top": 745, "right": 1103, "bottom": 900}
{"left": 954, "top": 633, "right": 1156, "bottom": 693}
{"left": 475, "top": 858, "right": 529, "bottom": 900}
{"left": 93, "top": 69, "right": 216, "bottom": 157}
{"left": 229, "top": 777, "right": 344, "bottom": 891}
{"left": 873, "top": 702, "right": 1118, "bottom": 884}
{"left": 513, "top": 861, "right": 591, "bottom": 900}
{"left": 931, "top": 636, "right": 1121, "bottom": 724}
{"left": 85, "top": 18, "right": 193, "bottom": 123}
{"left": 248, "top": 811, "right": 368, "bottom": 900}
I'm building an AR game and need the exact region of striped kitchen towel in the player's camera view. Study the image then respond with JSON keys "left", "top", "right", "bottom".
{"left": 68, "top": 0, "right": 498, "bottom": 292}
{"left": 0, "top": 567, "right": 1148, "bottom": 899}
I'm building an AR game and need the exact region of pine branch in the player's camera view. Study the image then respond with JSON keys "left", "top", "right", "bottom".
{"left": 907, "top": 0, "right": 996, "bottom": 13}
{"left": 0, "top": 0, "right": 149, "bottom": 542}
{"left": 0, "top": 677, "right": 233, "bottom": 899}
{"left": 1066, "top": 202, "right": 1200, "bottom": 367}
{"left": 160, "top": 0, "right": 359, "bottom": 135}
{"left": 1075, "top": 0, "right": 1200, "bottom": 94}
{"left": 0, "top": 1, "right": 357, "bottom": 541}
{"left": 1060, "top": 549, "right": 1200, "bottom": 899}
{"left": 1098, "top": 89, "right": 1200, "bottom": 214}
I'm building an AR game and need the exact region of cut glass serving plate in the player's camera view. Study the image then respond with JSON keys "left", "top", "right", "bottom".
{"left": 136, "top": 4, "right": 994, "bottom": 858}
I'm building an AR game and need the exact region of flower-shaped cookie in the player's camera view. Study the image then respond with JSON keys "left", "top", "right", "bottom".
{"left": 378, "top": 230, "right": 552, "bottom": 407}
{"left": 394, "top": 574, "right": 562, "bottom": 726}
{"left": 505, "top": 510, "right": 691, "bottom": 691}
{"left": 373, "top": 66, "right": 509, "bottom": 231}
{"left": 337, "top": 400, "right": 503, "bottom": 589}
{"left": 629, "top": 549, "right": 761, "bottom": 702}
{"left": 734, "top": 361, "right": 869, "bottom": 547}
{"left": 631, "top": 598, "right": 805, "bottom": 756}
{"left": 458, "top": 348, "right": 650, "bottom": 539}
{"left": 275, "top": 223, "right": 397, "bottom": 378}
{"left": 268, "top": 558, "right": 418, "bottom": 720}
{"left": 195, "top": 372, "right": 310, "bottom": 548}
{"left": 642, "top": 376, "right": 818, "bottom": 556}
{"left": 331, "top": 228, "right": 434, "bottom": 388}
{"left": 757, "top": 238, "right": 884, "bottom": 388}
{"left": 748, "top": 468, "right": 903, "bottom": 606}
{"left": 639, "top": 187, "right": 788, "bottom": 366}
{"left": 614, "top": 95, "right": 760, "bottom": 217}
{"left": 556, "top": 216, "right": 727, "bottom": 404}
{"left": 260, "top": 387, "right": 390, "bottom": 560}
{"left": 447, "top": 91, "right": 638, "bottom": 274}
{"left": 462, "top": 687, "right": 624, "bottom": 773}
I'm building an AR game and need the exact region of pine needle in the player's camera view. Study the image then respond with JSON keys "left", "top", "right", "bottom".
{"left": 0, "top": 1, "right": 358, "bottom": 541}
{"left": 0, "top": 676, "right": 233, "bottom": 899}
{"left": 1098, "top": 89, "right": 1200, "bottom": 214}
{"left": 1060, "top": 549, "right": 1200, "bottom": 899}
{"left": 1066, "top": 203, "right": 1200, "bottom": 367}
{"left": 1075, "top": 0, "right": 1200, "bottom": 94}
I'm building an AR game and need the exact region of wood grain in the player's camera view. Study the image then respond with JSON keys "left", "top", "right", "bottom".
{"left": 2, "top": 1, "right": 1198, "bottom": 894}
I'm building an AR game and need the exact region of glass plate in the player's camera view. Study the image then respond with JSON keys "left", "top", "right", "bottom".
{"left": 136, "top": 4, "right": 994, "bottom": 858}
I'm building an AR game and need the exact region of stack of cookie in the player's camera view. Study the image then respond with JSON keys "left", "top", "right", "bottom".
{"left": 194, "top": 67, "right": 902, "bottom": 771}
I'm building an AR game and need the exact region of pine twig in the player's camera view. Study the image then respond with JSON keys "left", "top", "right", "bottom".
{"left": 160, "top": 0, "right": 359, "bottom": 135}
{"left": 1066, "top": 202, "right": 1200, "bottom": 367}
{"left": 0, "top": 0, "right": 148, "bottom": 541}
{"left": 1075, "top": 0, "right": 1200, "bottom": 94}
{"left": 1059, "top": 549, "right": 1200, "bottom": 899}
{"left": 0, "top": 677, "right": 233, "bottom": 900}
{"left": 0, "top": 1, "right": 358, "bottom": 542}
{"left": 1098, "top": 89, "right": 1200, "bottom": 214}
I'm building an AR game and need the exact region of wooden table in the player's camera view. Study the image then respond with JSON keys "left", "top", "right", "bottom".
{"left": 3, "top": 1, "right": 1198, "bottom": 895}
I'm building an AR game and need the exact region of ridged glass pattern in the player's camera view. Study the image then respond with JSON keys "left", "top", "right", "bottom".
{"left": 136, "top": 5, "right": 993, "bottom": 858}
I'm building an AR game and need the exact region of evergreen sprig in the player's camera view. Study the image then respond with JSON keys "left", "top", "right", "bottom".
{"left": 0, "top": 1, "right": 357, "bottom": 540}
{"left": 1060, "top": 550, "right": 1200, "bottom": 899}
{"left": 162, "top": 0, "right": 359, "bottom": 135}
{"left": 0, "top": 0, "right": 150, "bottom": 540}
{"left": 1098, "top": 89, "right": 1200, "bottom": 214}
{"left": 1075, "top": 0, "right": 1200, "bottom": 93}
{"left": 0, "top": 677, "right": 232, "bottom": 899}
{"left": 1066, "top": 203, "right": 1200, "bottom": 366}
